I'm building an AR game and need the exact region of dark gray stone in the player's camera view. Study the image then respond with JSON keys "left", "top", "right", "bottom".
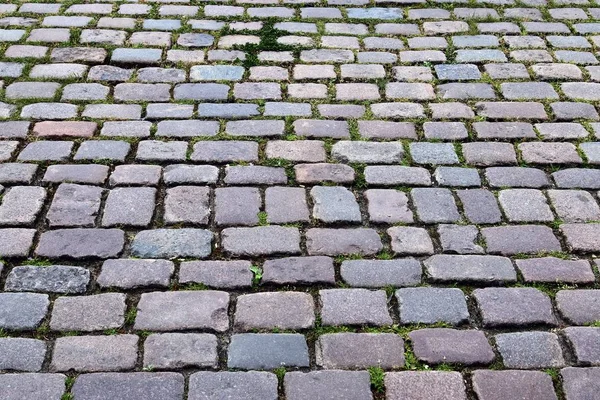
{"left": 227, "top": 334, "right": 309, "bottom": 370}
{"left": 396, "top": 288, "right": 469, "bottom": 325}
{"left": 0, "top": 293, "right": 49, "bottom": 330}
{"left": 474, "top": 288, "right": 556, "bottom": 327}
{"left": 341, "top": 259, "right": 421, "bottom": 288}
{"left": 0, "top": 338, "right": 46, "bottom": 371}
{"left": 5, "top": 265, "right": 89, "bottom": 293}
{"left": 409, "top": 328, "right": 495, "bottom": 365}
{"left": 495, "top": 332, "right": 565, "bottom": 369}
{"left": 189, "top": 372, "right": 278, "bottom": 400}
{"left": 134, "top": 291, "right": 229, "bottom": 332}
{"left": 285, "top": 371, "right": 372, "bottom": 400}
{"left": 131, "top": 229, "right": 212, "bottom": 259}
{"left": 72, "top": 373, "right": 184, "bottom": 400}
{"left": 36, "top": 229, "right": 124, "bottom": 259}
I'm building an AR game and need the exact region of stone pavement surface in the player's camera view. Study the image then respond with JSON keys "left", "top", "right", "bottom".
{"left": 1, "top": 0, "right": 600, "bottom": 399}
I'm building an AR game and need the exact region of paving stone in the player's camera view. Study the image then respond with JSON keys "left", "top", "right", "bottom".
{"left": 102, "top": 187, "right": 156, "bottom": 227}
{"left": 222, "top": 226, "right": 300, "bottom": 256}
{"left": 5, "top": 265, "right": 89, "bottom": 294}
{"left": 495, "top": 332, "right": 565, "bottom": 368}
{"left": 265, "top": 187, "right": 310, "bottom": 224}
{"left": 318, "top": 332, "right": 404, "bottom": 370}
{"left": 561, "top": 367, "right": 600, "bottom": 400}
{"left": 262, "top": 256, "right": 335, "bottom": 285}
{"left": 385, "top": 372, "right": 467, "bottom": 400}
{"left": 516, "top": 257, "right": 595, "bottom": 283}
{"left": 180, "top": 260, "right": 251, "bottom": 289}
{"left": 131, "top": 229, "right": 212, "bottom": 259}
{"left": 474, "top": 288, "right": 556, "bottom": 327}
{"left": 424, "top": 254, "right": 516, "bottom": 283}
{"left": 98, "top": 259, "right": 173, "bottom": 289}
{"left": 306, "top": 228, "right": 382, "bottom": 256}
{"left": 388, "top": 226, "right": 434, "bottom": 255}
{"left": 397, "top": 288, "right": 469, "bottom": 325}
{"left": 410, "top": 143, "right": 459, "bottom": 165}
{"left": 553, "top": 168, "right": 600, "bottom": 189}
{"left": 0, "top": 186, "right": 46, "bottom": 226}
{"left": 135, "top": 291, "right": 228, "bottom": 332}
{"left": 50, "top": 293, "right": 126, "bottom": 332}
{"left": 224, "top": 166, "right": 287, "bottom": 185}
{"left": 557, "top": 289, "right": 600, "bottom": 325}
{"left": 164, "top": 186, "right": 210, "bottom": 226}
{"left": 235, "top": 292, "right": 314, "bottom": 330}
{"left": 561, "top": 223, "right": 600, "bottom": 252}
{"left": 0, "top": 338, "right": 46, "bottom": 372}
{"left": 72, "top": 373, "right": 184, "bottom": 400}
{"left": 311, "top": 186, "right": 361, "bottom": 223}
{"left": 486, "top": 167, "right": 550, "bottom": 188}
{"left": 498, "top": 189, "right": 554, "bottom": 222}
{"left": 320, "top": 289, "right": 392, "bottom": 326}
{"left": 434, "top": 167, "right": 480, "bottom": 187}
{"left": 189, "top": 372, "right": 278, "bottom": 400}
{"left": 144, "top": 333, "right": 218, "bottom": 369}
{"left": 564, "top": 327, "right": 600, "bottom": 365}
{"left": 110, "top": 165, "right": 161, "bottom": 186}
{"left": 472, "top": 370, "right": 558, "bottom": 400}
{"left": 51, "top": 335, "right": 138, "bottom": 372}
{"left": 411, "top": 188, "right": 460, "bottom": 223}
{"left": 341, "top": 259, "right": 421, "bottom": 288}
{"left": 227, "top": 334, "right": 309, "bottom": 369}
{"left": 285, "top": 371, "right": 372, "bottom": 400}
{"left": 365, "top": 189, "right": 413, "bottom": 224}
{"left": 36, "top": 229, "right": 124, "bottom": 259}
{"left": 0, "top": 374, "right": 65, "bottom": 400}
{"left": 191, "top": 141, "right": 257, "bottom": 163}
{"left": 409, "top": 328, "right": 494, "bottom": 365}
{"left": 295, "top": 163, "right": 355, "bottom": 184}
{"left": 0, "top": 293, "right": 49, "bottom": 330}
{"left": 0, "top": 228, "right": 36, "bottom": 257}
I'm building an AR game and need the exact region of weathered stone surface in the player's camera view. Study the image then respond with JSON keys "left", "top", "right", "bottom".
{"left": 474, "top": 288, "right": 556, "bottom": 327}
{"left": 50, "top": 293, "right": 126, "bottom": 332}
{"left": 472, "top": 370, "right": 558, "bottom": 400}
{"left": 0, "top": 374, "right": 65, "bottom": 400}
{"left": 234, "top": 292, "right": 315, "bottom": 330}
{"left": 134, "top": 291, "right": 229, "bottom": 332}
{"left": 227, "top": 334, "right": 309, "bottom": 369}
{"left": 131, "top": 229, "right": 212, "bottom": 259}
{"left": 144, "top": 333, "right": 218, "bottom": 370}
{"left": 72, "top": 373, "right": 184, "bottom": 400}
{"left": 385, "top": 372, "right": 467, "bottom": 400}
{"left": 51, "top": 335, "right": 138, "bottom": 372}
{"left": 189, "top": 372, "right": 278, "bottom": 400}
{"left": 409, "top": 328, "right": 495, "bottom": 365}
{"left": 285, "top": 371, "right": 372, "bottom": 400}
{"left": 5, "top": 265, "right": 89, "bottom": 294}
{"left": 0, "top": 293, "right": 49, "bottom": 330}
{"left": 36, "top": 229, "right": 124, "bottom": 259}
{"left": 495, "top": 332, "right": 565, "bottom": 369}
{"left": 0, "top": 338, "right": 46, "bottom": 371}
{"left": 316, "top": 333, "right": 404, "bottom": 369}
{"left": 320, "top": 289, "right": 392, "bottom": 326}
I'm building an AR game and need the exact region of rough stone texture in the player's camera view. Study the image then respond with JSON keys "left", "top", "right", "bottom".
{"left": 189, "top": 372, "right": 278, "bottom": 400}
{"left": 385, "top": 372, "right": 467, "bottom": 400}
{"left": 409, "top": 328, "right": 495, "bottom": 365}
{"left": 0, "top": 338, "right": 46, "bottom": 372}
{"left": 131, "top": 229, "right": 213, "bottom": 259}
{"left": 396, "top": 288, "right": 469, "bottom": 325}
{"left": 0, "top": 293, "right": 49, "bottom": 330}
{"left": 474, "top": 288, "right": 556, "bottom": 327}
{"left": 472, "top": 370, "right": 558, "bottom": 400}
{"left": 316, "top": 333, "right": 404, "bottom": 369}
{"left": 51, "top": 335, "right": 138, "bottom": 372}
{"left": 285, "top": 371, "right": 372, "bottom": 400}
{"left": 227, "top": 334, "right": 309, "bottom": 370}
{"left": 5, "top": 265, "right": 89, "bottom": 294}
{"left": 234, "top": 292, "right": 315, "bottom": 330}
{"left": 495, "top": 332, "right": 565, "bottom": 369}
{"left": 72, "top": 373, "right": 184, "bottom": 400}
{"left": 144, "top": 333, "right": 218, "bottom": 370}
{"left": 36, "top": 229, "right": 124, "bottom": 259}
{"left": 0, "top": 374, "right": 65, "bottom": 400}
{"left": 320, "top": 289, "right": 392, "bottom": 326}
{"left": 135, "top": 291, "right": 229, "bottom": 332}
{"left": 50, "top": 293, "right": 126, "bottom": 332}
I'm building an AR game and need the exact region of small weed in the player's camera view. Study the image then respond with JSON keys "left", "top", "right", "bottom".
{"left": 368, "top": 367, "right": 385, "bottom": 394}
{"left": 587, "top": 320, "right": 600, "bottom": 327}
{"left": 61, "top": 394, "right": 74, "bottom": 400}
{"left": 258, "top": 211, "right": 268, "bottom": 226}
{"left": 143, "top": 365, "right": 155, "bottom": 372}
{"left": 377, "top": 251, "right": 393, "bottom": 260}
{"left": 182, "top": 283, "right": 208, "bottom": 291}
{"left": 104, "top": 329, "right": 118, "bottom": 335}
{"left": 250, "top": 265, "right": 263, "bottom": 285}
{"left": 22, "top": 258, "right": 53, "bottom": 266}
{"left": 125, "top": 308, "right": 137, "bottom": 325}
{"left": 274, "top": 366, "right": 286, "bottom": 381}
{"left": 0, "top": 329, "right": 7, "bottom": 338}
{"left": 334, "top": 254, "right": 363, "bottom": 263}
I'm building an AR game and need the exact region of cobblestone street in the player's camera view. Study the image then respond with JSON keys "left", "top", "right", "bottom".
{"left": 1, "top": 0, "right": 600, "bottom": 398}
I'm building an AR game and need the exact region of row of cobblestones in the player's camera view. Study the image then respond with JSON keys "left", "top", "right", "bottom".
{"left": 3, "top": 0, "right": 600, "bottom": 399}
